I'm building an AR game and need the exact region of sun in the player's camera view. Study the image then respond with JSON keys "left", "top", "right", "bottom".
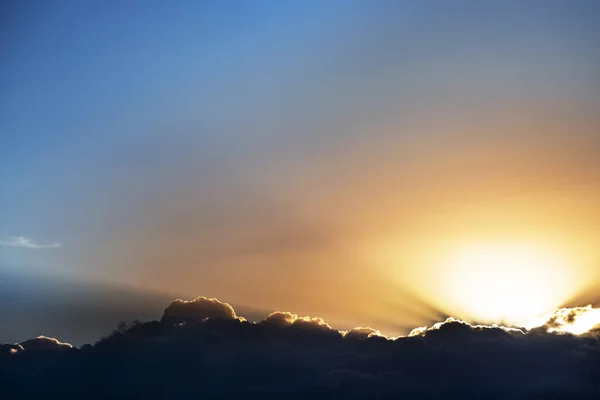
{"left": 438, "top": 241, "right": 575, "bottom": 326}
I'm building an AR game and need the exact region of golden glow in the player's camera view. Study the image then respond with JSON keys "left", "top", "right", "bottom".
{"left": 435, "top": 241, "right": 576, "bottom": 325}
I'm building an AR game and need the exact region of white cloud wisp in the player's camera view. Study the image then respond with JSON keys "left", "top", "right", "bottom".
{"left": 0, "top": 236, "right": 61, "bottom": 249}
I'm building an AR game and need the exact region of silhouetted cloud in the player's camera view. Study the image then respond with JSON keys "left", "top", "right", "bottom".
{"left": 17, "top": 336, "right": 72, "bottom": 351}
{"left": 262, "top": 311, "right": 297, "bottom": 327}
{"left": 412, "top": 317, "right": 525, "bottom": 337}
{"left": 3, "top": 297, "right": 600, "bottom": 399}
{"left": 343, "top": 327, "right": 384, "bottom": 340}
{"left": 0, "top": 344, "right": 23, "bottom": 356}
{"left": 0, "top": 236, "right": 61, "bottom": 249}
{"left": 161, "top": 296, "right": 237, "bottom": 325}
{"left": 262, "top": 311, "right": 335, "bottom": 333}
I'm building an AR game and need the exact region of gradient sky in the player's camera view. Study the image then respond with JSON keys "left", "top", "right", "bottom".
{"left": 2, "top": 1, "right": 600, "bottom": 336}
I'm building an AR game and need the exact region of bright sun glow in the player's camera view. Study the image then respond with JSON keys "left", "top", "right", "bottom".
{"left": 439, "top": 241, "right": 575, "bottom": 326}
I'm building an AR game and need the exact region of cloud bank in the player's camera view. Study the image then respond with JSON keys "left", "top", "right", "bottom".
{"left": 0, "top": 236, "right": 61, "bottom": 249}
{"left": 2, "top": 296, "right": 600, "bottom": 399}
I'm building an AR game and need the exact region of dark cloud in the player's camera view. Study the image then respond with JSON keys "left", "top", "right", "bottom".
{"left": 2, "top": 297, "right": 600, "bottom": 399}
{"left": 0, "top": 344, "right": 23, "bottom": 356}
{"left": 17, "top": 336, "right": 72, "bottom": 352}
{"left": 343, "top": 327, "right": 383, "bottom": 340}
{"left": 262, "top": 311, "right": 297, "bottom": 327}
{"left": 412, "top": 317, "right": 525, "bottom": 345}
{"left": 261, "top": 311, "right": 335, "bottom": 332}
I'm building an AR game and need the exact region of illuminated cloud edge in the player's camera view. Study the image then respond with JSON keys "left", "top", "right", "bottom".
{"left": 160, "top": 296, "right": 600, "bottom": 339}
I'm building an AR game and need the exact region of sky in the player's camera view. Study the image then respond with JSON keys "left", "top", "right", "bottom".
{"left": 1, "top": 0, "right": 600, "bottom": 340}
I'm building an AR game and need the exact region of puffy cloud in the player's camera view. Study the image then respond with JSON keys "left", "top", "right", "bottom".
{"left": 262, "top": 311, "right": 297, "bottom": 327}
{"left": 342, "top": 327, "right": 384, "bottom": 340}
{"left": 290, "top": 316, "right": 333, "bottom": 331}
{"left": 409, "top": 326, "right": 428, "bottom": 337}
{"left": 262, "top": 311, "right": 335, "bottom": 333}
{"left": 528, "top": 305, "right": 600, "bottom": 335}
{"left": 412, "top": 317, "right": 524, "bottom": 337}
{"left": 17, "top": 336, "right": 72, "bottom": 351}
{"left": 161, "top": 296, "right": 237, "bottom": 324}
{"left": 0, "top": 236, "right": 61, "bottom": 249}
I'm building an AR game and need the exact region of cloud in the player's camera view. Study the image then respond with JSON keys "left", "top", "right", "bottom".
{"left": 0, "top": 236, "right": 61, "bottom": 249}
{"left": 3, "top": 296, "right": 600, "bottom": 399}
{"left": 527, "top": 305, "right": 600, "bottom": 335}
{"left": 412, "top": 317, "right": 525, "bottom": 337}
{"left": 262, "top": 311, "right": 297, "bottom": 327}
{"left": 161, "top": 296, "right": 237, "bottom": 324}
{"left": 408, "top": 326, "right": 428, "bottom": 337}
{"left": 17, "top": 336, "right": 72, "bottom": 351}
{"left": 262, "top": 311, "right": 335, "bottom": 333}
{"left": 0, "top": 344, "right": 23, "bottom": 356}
{"left": 342, "top": 327, "right": 384, "bottom": 340}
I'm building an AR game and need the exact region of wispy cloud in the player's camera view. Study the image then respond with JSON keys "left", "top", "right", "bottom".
{"left": 0, "top": 236, "right": 61, "bottom": 249}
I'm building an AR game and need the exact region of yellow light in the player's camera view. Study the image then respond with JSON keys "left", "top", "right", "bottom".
{"left": 437, "top": 241, "right": 575, "bottom": 326}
